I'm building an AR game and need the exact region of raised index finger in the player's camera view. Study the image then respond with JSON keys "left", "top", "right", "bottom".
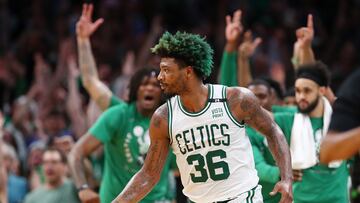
{"left": 307, "top": 14, "right": 313, "bottom": 30}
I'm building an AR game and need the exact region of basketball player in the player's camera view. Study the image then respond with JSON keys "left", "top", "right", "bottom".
{"left": 112, "top": 31, "right": 293, "bottom": 203}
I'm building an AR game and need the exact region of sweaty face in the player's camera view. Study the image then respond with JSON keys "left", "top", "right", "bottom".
{"left": 136, "top": 76, "right": 162, "bottom": 111}
{"left": 158, "top": 57, "right": 187, "bottom": 96}
{"left": 295, "top": 78, "right": 320, "bottom": 114}
{"left": 248, "top": 84, "right": 272, "bottom": 111}
{"left": 42, "top": 151, "right": 65, "bottom": 185}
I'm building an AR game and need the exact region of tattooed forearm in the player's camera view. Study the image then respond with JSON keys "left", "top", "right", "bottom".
{"left": 231, "top": 88, "right": 292, "bottom": 181}
{"left": 263, "top": 122, "right": 292, "bottom": 181}
{"left": 252, "top": 113, "right": 292, "bottom": 180}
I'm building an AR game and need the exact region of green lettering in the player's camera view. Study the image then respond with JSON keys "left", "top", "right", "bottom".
{"left": 175, "top": 134, "right": 187, "bottom": 155}
{"left": 210, "top": 124, "right": 221, "bottom": 146}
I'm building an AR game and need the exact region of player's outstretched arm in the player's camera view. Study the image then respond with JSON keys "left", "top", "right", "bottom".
{"left": 227, "top": 87, "right": 293, "bottom": 203}
{"left": 112, "top": 105, "right": 170, "bottom": 203}
{"left": 77, "top": 4, "right": 113, "bottom": 111}
{"left": 320, "top": 127, "right": 360, "bottom": 163}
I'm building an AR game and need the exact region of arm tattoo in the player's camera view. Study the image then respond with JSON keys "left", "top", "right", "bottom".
{"left": 231, "top": 88, "right": 292, "bottom": 181}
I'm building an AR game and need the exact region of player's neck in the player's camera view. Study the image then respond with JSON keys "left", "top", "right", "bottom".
{"left": 179, "top": 83, "right": 208, "bottom": 113}
{"left": 308, "top": 98, "right": 324, "bottom": 118}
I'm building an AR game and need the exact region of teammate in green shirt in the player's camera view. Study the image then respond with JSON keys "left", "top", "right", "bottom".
{"left": 68, "top": 4, "right": 174, "bottom": 203}
{"left": 277, "top": 63, "right": 348, "bottom": 203}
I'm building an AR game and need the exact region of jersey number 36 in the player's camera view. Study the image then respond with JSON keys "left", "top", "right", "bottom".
{"left": 187, "top": 149, "right": 230, "bottom": 183}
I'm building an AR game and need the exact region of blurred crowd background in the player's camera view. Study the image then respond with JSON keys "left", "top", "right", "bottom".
{"left": 0, "top": 0, "right": 359, "bottom": 203}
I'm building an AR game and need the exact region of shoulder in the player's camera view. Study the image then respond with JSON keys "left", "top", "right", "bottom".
{"left": 152, "top": 103, "right": 169, "bottom": 127}
{"left": 226, "top": 86, "right": 260, "bottom": 113}
{"left": 24, "top": 187, "right": 46, "bottom": 202}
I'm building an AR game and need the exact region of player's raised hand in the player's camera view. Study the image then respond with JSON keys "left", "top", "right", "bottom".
{"left": 225, "top": 10, "right": 243, "bottom": 43}
{"left": 295, "top": 14, "right": 314, "bottom": 49}
{"left": 270, "top": 180, "right": 293, "bottom": 203}
{"left": 238, "top": 30, "right": 262, "bottom": 59}
{"left": 76, "top": 4, "right": 104, "bottom": 40}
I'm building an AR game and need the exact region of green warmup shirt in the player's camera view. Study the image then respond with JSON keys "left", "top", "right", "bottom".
{"left": 220, "top": 51, "right": 238, "bottom": 87}
{"left": 271, "top": 105, "right": 297, "bottom": 114}
{"left": 274, "top": 112, "right": 349, "bottom": 203}
{"left": 89, "top": 102, "right": 173, "bottom": 203}
{"left": 247, "top": 127, "right": 282, "bottom": 203}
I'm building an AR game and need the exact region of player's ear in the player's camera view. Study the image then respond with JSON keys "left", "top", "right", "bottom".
{"left": 319, "top": 86, "right": 326, "bottom": 96}
{"left": 185, "top": 66, "right": 194, "bottom": 78}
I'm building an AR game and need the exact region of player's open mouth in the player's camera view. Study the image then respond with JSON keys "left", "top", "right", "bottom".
{"left": 144, "top": 95, "right": 154, "bottom": 102}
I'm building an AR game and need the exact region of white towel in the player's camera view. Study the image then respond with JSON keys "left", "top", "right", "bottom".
{"left": 290, "top": 96, "right": 340, "bottom": 169}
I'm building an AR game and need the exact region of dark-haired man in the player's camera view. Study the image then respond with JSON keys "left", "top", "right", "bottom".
{"left": 68, "top": 4, "right": 174, "bottom": 203}
{"left": 275, "top": 62, "right": 349, "bottom": 203}
{"left": 113, "top": 31, "right": 293, "bottom": 203}
{"left": 25, "top": 148, "right": 80, "bottom": 203}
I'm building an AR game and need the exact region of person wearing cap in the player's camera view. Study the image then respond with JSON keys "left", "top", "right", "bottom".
{"left": 274, "top": 61, "right": 349, "bottom": 203}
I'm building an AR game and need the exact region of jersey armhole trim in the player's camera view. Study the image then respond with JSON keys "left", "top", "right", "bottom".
{"left": 167, "top": 99, "right": 173, "bottom": 144}
{"left": 222, "top": 87, "right": 245, "bottom": 128}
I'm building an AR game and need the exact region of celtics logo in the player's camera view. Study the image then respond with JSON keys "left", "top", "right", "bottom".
{"left": 124, "top": 125, "right": 151, "bottom": 166}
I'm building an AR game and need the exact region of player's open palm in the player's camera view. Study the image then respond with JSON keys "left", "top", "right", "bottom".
{"left": 76, "top": 3, "right": 104, "bottom": 39}
{"left": 270, "top": 180, "right": 293, "bottom": 203}
{"left": 225, "top": 10, "right": 243, "bottom": 43}
{"left": 238, "top": 30, "right": 262, "bottom": 59}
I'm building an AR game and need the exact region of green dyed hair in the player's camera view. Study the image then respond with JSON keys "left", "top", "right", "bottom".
{"left": 151, "top": 31, "right": 214, "bottom": 79}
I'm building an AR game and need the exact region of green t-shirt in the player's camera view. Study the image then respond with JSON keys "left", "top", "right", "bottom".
{"left": 24, "top": 179, "right": 80, "bottom": 203}
{"left": 89, "top": 102, "right": 172, "bottom": 203}
{"left": 247, "top": 127, "right": 281, "bottom": 203}
{"left": 274, "top": 112, "right": 349, "bottom": 203}
{"left": 271, "top": 105, "right": 297, "bottom": 114}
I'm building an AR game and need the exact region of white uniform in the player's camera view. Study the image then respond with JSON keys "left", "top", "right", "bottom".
{"left": 167, "top": 84, "right": 260, "bottom": 203}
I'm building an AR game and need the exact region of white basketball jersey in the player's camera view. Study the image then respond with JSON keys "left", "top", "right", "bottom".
{"left": 167, "top": 84, "right": 259, "bottom": 203}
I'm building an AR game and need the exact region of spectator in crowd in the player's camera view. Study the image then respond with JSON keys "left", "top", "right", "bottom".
{"left": 2, "top": 143, "right": 28, "bottom": 203}
{"left": 69, "top": 4, "right": 175, "bottom": 203}
{"left": 274, "top": 62, "right": 349, "bottom": 203}
{"left": 24, "top": 148, "right": 80, "bottom": 203}
{"left": 26, "top": 141, "right": 46, "bottom": 191}
{"left": 0, "top": 111, "right": 8, "bottom": 203}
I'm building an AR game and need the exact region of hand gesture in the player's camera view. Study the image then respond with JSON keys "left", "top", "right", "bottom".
{"left": 225, "top": 10, "right": 243, "bottom": 43}
{"left": 76, "top": 4, "right": 104, "bottom": 40}
{"left": 238, "top": 30, "right": 262, "bottom": 59}
{"left": 294, "top": 14, "right": 314, "bottom": 50}
{"left": 270, "top": 180, "right": 293, "bottom": 203}
{"left": 79, "top": 189, "right": 100, "bottom": 203}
